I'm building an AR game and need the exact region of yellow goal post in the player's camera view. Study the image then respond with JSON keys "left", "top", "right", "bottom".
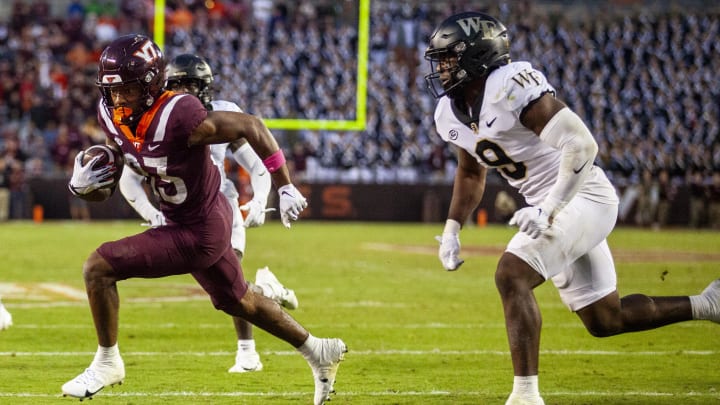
{"left": 153, "top": 0, "right": 369, "bottom": 131}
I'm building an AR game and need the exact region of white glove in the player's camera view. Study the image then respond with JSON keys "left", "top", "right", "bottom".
{"left": 68, "top": 151, "right": 116, "bottom": 195}
{"left": 435, "top": 219, "right": 464, "bottom": 271}
{"left": 278, "top": 184, "right": 307, "bottom": 229}
{"left": 239, "top": 198, "right": 275, "bottom": 228}
{"left": 435, "top": 232, "right": 465, "bottom": 271}
{"left": 141, "top": 211, "right": 166, "bottom": 228}
{"left": 509, "top": 206, "right": 551, "bottom": 239}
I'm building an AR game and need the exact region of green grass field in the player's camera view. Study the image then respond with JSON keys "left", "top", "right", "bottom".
{"left": 0, "top": 220, "right": 718, "bottom": 404}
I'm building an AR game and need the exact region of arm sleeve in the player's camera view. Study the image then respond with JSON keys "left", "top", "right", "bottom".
{"left": 119, "top": 168, "right": 162, "bottom": 222}
{"left": 538, "top": 107, "right": 598, "bottom": 217}
{"left": 232, "top": 142, "right": 271, "bottom": 203}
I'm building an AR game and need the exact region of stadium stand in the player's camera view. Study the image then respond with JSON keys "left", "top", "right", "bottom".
{"left": 0, "top": 0, "right": 718, "bottom": 226}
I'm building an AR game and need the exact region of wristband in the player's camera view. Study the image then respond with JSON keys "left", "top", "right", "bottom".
{"left": 443, "top": 219, "right": 461, "bottom": 234}
{"left": 262, "top": 149, "right": 286, "bottom": 173}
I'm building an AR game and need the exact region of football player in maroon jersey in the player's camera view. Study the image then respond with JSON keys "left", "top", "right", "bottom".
{"left": 65, "top": 34, "right": 345, "bottom": 405}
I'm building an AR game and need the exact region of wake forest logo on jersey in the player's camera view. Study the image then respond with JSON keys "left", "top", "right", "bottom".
{"left": 511, "top": 69, "right": 542, "bottom": 88}
{"left": 456, "top": 17, "right": 497, "bottom": 39}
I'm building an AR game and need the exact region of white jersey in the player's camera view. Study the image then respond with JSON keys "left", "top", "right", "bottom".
{"left": 207, "top": 99, "right": 246, "bottom": 252}
{"left": 434, "top": 61, "right": 617, "bottom": 206}
{"left": 209, "top": 99, "right": 243, "bottom": 200}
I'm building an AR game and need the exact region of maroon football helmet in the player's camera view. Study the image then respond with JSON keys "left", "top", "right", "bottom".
{"left": 96, "top": 34, "right": 166, "bottom": 125}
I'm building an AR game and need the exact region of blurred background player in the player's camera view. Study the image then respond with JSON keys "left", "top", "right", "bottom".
{"left": 0, "top": 295, "right": 12, "bottom": 330}
{"left": 119, "top": 53, "right": 298, "bottom": 373}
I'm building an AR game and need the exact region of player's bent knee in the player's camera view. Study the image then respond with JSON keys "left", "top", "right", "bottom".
{"left": 584, "top": 322, "right": 622, "bottom": 338}
{"left": 495, "top": 253, "right": 543, "bottom": 296}
{"left": 214, "top": 289, "right": 256, "bottom": 317}
{"left": 578, "top": 311, "right": 624, "bottom": 337}
{"left": 577, "top": 294, "right": 624, "bottom": 337}
{"left": 214, "top": 301, "right": 239, "bottom": 315}
{"left": 495, "top": 254, "right": 516, "bottom": 289}
{"left": 82, "top": 251, "right": 117, "bottom": 285}
{"left": 494, "top": 268, "right": 513, "bottom": 295}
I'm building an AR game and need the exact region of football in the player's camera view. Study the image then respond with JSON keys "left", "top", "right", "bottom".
{"left": 82, "top": 144, "right": 124, "bottom": 186}
{"left": 76, "top": 144, "right": 125, "bottom": 202}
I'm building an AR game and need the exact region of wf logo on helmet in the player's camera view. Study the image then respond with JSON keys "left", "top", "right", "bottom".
{"left": 456, "top": 18, "right": 497, "bottom": 38}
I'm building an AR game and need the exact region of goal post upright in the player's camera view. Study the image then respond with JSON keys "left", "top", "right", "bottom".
{"left": 154, "top": 0, "right": 370, "bottom": 132}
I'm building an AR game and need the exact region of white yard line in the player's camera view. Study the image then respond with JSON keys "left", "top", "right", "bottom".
{"left": 36, "top": 283, "right": 87, "bottom": 300}
{"left": 4, "top": 320, "right": 711, "bottom": 330}
{"left": 1, "top": 349, "right": 717, "bottom": 356}
{"left": 0, "top": 390, "right": 718, "bottom": 399}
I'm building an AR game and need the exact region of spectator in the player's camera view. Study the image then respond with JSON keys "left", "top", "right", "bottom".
{"left": 708, "top": 172, "right": 720, "bottom": 230}
{"left": 50, "top": 123, "right": 84, "bottom": 173}
{"left": 0, "top": 156, "right": 9, "bottom": 221}
{"left": 634, "top": 169, "right": 659, "bottom": 227}
{"left": 7, "top": 156, "right": 27, "bottom": 219}
{"left": 0, "top": 1, "right": 717, "bottom": 228}
{"left": 289, "top": 142, "right": 309, "bottom": 183}
{"left": 687, "top": 170, "right": 708, "bottom": 228}
{"left": 655, "top": 169, "right": 677, "bottom": 228}
{"left": 167, "top": 3, "right": 193, "bottom": 35}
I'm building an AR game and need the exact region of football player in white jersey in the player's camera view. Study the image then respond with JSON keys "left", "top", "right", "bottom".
{"left": 0, "top": 295, "right": 12, "bottom": 330}
{"left": 119, "top": 54, "right": 298, "bottom": 373}
{"left": 425, "top": 12, "right": 720, "bottom": 405}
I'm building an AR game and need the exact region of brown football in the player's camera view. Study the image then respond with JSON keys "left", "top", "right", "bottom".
{"left": 76, "top": 145, "right": 125, "bottom": 202}
{"left": 81, "top": 144, "right": 125, "bottom": 186}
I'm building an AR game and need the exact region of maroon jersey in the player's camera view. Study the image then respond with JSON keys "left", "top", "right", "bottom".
{"left": 95, "top": 92, "right": 247, "bottom": 308}
{"left": 97, "top": 92, "right": 220, "bottom": 224}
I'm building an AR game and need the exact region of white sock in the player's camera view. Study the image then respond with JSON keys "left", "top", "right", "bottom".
{"left": 690, "top": 280, "right": 720, "bottom": 320}
{"left": 238, "top": 339, "right": 256, "bottom": 352}
{"left": 689, "top": 294, "right": 707, "bottom": 320}
{"left": 93, "top": 344, "right": 120, "bottom": 368}
{"left": 297, "top": 334, "right": 320, "bottom": 358}
{"left": 512, "top": 375, "right": 540, "bottom": 397}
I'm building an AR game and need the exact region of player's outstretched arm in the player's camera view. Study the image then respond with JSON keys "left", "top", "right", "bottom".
{"left": 437, "top": 149, "right": 487, "bottom": 271}
{"left": 189, "top": 111, "right": 307, "bottom": 228}
{"left": 521, "top": 94, "right": 597, "bottom": 219}
{"left": 190, "top": 111, "right": 290, "bottom": 183}
{"left": 448, "top": 148, "right": 487, "bottom": 225}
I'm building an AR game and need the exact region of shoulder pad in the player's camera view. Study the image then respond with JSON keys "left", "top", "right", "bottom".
{"left": 485, "top": 61, "right": 555, "bottom": 112}
{"left": 210, "top": 100, "right": 243, "bottom": 113}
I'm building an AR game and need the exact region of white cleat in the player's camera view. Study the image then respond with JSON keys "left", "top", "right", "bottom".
{"left": 0, "top": 303, "right": 12, "bottom": 331}
{"left": 255, "top": 267, "right": 299, "bottom": 310}
{"left": 699, "top": 279, "right": 720, "bottom": 323}
{"left": 62, "top": 360, "right": 125, "bottom": 400}
{"left": 505, "top": 393, "right": 546, "bottom": 405}
{"left": 228, "top": 350, "right": 263, "bottom": 373}
{"left": 306, "top": 338, "right": 347, "bottom": 405}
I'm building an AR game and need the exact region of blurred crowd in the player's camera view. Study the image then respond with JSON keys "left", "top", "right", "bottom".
{"left": 0, "top": 0, "right": 718, "bottom": 227}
